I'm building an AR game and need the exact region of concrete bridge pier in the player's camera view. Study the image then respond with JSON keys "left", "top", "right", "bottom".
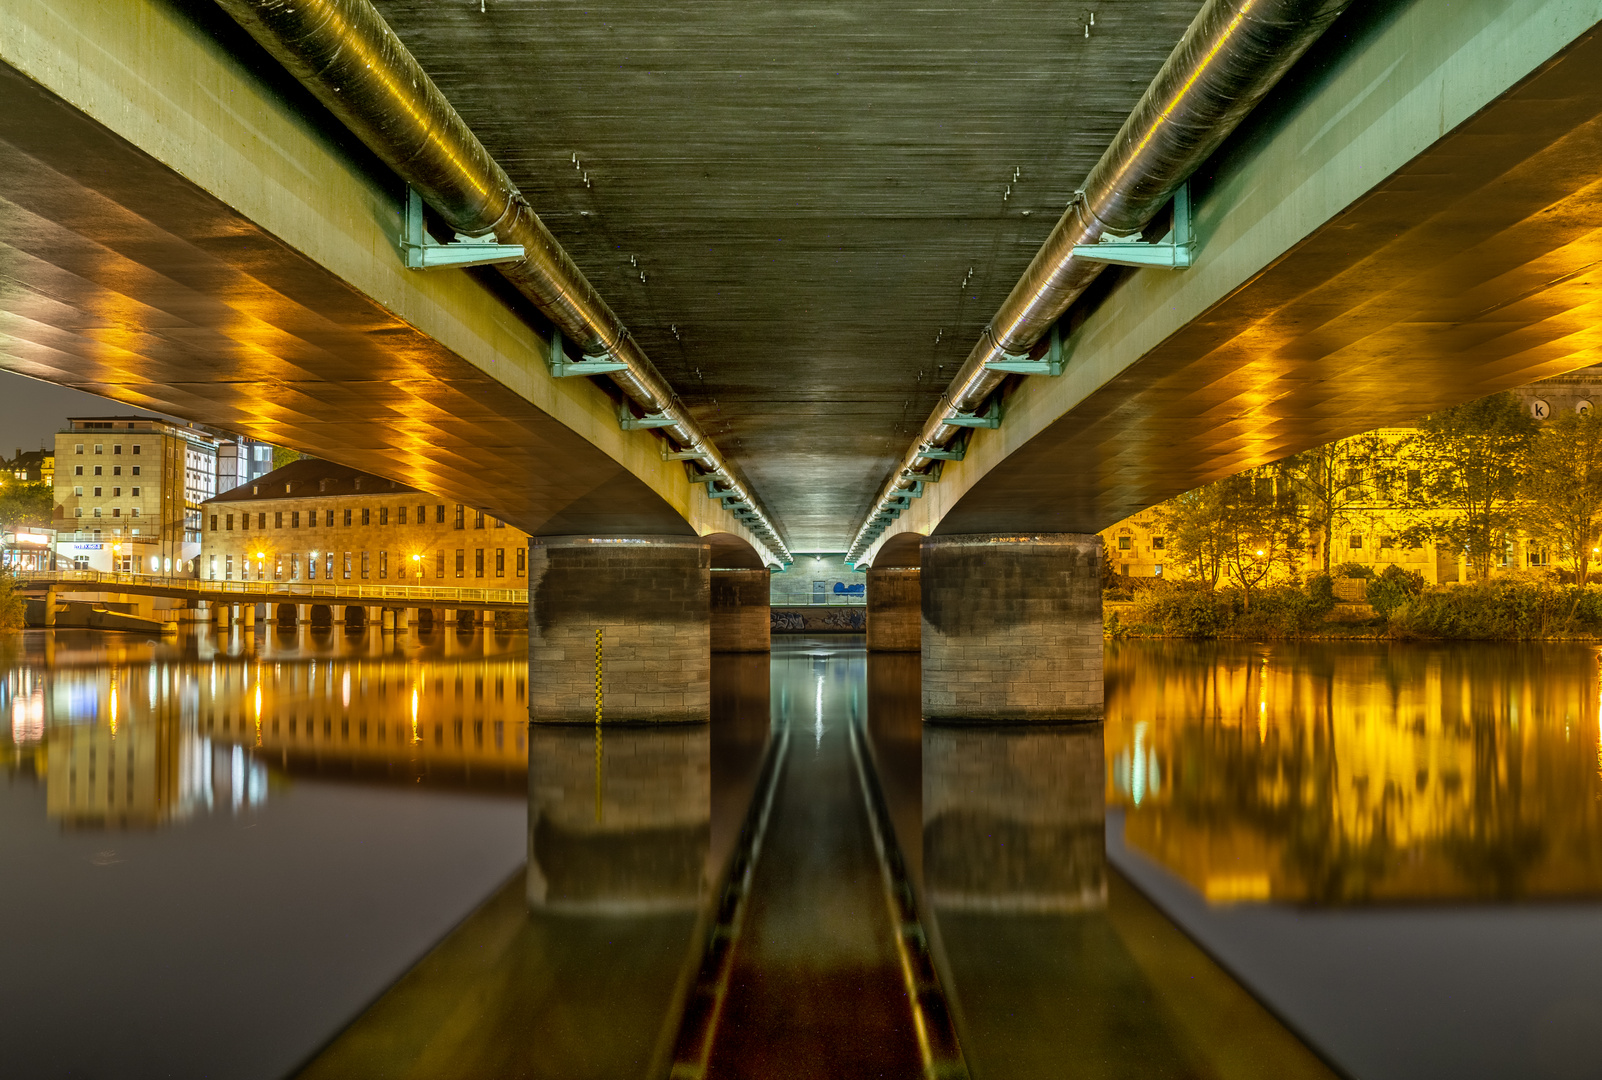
{"left": 921, "top": 534, "right": 1102, "bottom": 724}
{"left": 241, "top": 603, "right": 256, "bottom": 633}
{"left": 529, "top": 536, "right": 710, "bottom": 723}
{"left": 710, "top": 569, "right": 770, "bottom": 653}
{"left": 400, "top": 607, "right": 417, "bottom": 632}
{"left": 295, "top": 604, "right": 310, "bottom": 626}
{"left": 42, "top": 586, "right": 56, "bottom": 628}
{"left": 866, "top": 567, "right": 920, "bottom": 652}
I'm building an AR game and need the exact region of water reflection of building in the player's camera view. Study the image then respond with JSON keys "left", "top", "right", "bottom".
{"left": 196, "top": 655, "right": 529, "bottom": 785}
{"left": 1106, "top": 642, "right": 1602, "bottom": 903}
{"left": 0, "top": 643, "right": 531, "bottom": 826}
{"left": 0, "top": 660, "right": 268, "bottom": 827}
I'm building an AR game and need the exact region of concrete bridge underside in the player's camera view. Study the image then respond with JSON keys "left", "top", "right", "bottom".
{"left": 4, "top": 0, "right": 1602, "bottom": 722}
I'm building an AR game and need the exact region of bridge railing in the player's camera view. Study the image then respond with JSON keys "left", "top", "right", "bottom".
{"left": 15, "top": 570, "right": 528, "bottom": 606}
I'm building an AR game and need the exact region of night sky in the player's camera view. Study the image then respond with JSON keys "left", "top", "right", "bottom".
{"left": 0, "top": 370, "right": 177, "bottom": 458}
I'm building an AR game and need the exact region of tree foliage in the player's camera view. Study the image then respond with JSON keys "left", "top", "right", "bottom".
{"left": 1403, "top": 392, "right": 1536, "bottom": 581}
{"left": 0, "top": 481, "right": 52, "bottom": 534}
{"left": 1159, "top": 468, "right": 1302, "bottom": 611}
{"left": 1278, "top": 434, "right": 1393, "bottom": 574}
{"left": 1520, "top": 407, "right": 1602, "bottom": 584}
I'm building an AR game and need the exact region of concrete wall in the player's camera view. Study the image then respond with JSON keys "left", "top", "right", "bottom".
{"left": 922, "top": 534, "right": 1103, "bottom": 723}
{"left": 528, "top": 537, "right": 710, "bottom": 724}
{"left": 866, "top": 567, "right": 920, "bottom": 652}
{"left": 710, "top": 569, "right": 770, "bottom": 652}
{"left": 769, "top": 554, "right": 865, "bottom": 605}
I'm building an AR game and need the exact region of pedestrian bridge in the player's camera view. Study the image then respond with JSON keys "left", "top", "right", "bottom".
{"left": 16, "top": 569, "right": 528, "bottom": 616}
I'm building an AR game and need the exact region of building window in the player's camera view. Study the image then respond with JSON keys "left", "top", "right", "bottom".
{"left": 74, "top": 466, "right": 82, "bottom": 476}
{"left": 1117, "top": 535, "right": 1132, "bottom": 550}
{"left": 475, "top": 548, "right": 484, "bottom": 578}
{"left": 74, "top": 507, "right": 82, "bottom": 518}
{"left": 289, "top": 555, "right": 299, "bottom": 581}
{"left": 93, "top": 445, "right": 102, "bottom": 455}
{"left": 516, "top": 548, "right": 525, "bottom": 576}
{"left": 92, "top": 487, "right": 101, "bottom": 497}
{"left": 113, "top": 466, "right": 121, "bottom": 476}
{"left": 362, "top": 508, "right": 371, "bottom": 526}
{"left": 474, "top": 510, "right": 485, "bottom": 530}
{"left": 1380, "top": 536, "right": 1394, "bottom": 550}
{"left": 325, "top": 552, "right": 333, "bottom": 579}
{"left": 257, "top": 512, "right": 266, "bottom": 530}
{"left": 495, "top": 548, "right": 504, "bottom": 577}
{"left": 1407, "top": 468, "right": 1421, "bottom": 492}
{"left": 130, "top": 508, "right": 139, "bottom": 518}
{"left": 275, "top": 511, "right": 283, "bottom": 529}
{"left": 225, "top": 554, "right": 233, "bottom": 580}
{"left": 361, "top": 551, "right": 370, "bottom": 579}
{"left": 291, "top": 511, "right": 300, "bottom": 528}
{"left": 341, "top": 508, "right": 350, "bottom": 526}
{"left": 379, "top": 507, "right": 388, "bottom": 526}
{"left": 307, "top": 553, "right": 317, "bottom": 580}
{"left": 397, "top": 506, "right": 407, "bottom": 525}
{"left": 130, "top": 487, "right": 139, "bottom": 497}
{"left": 1529, "top": 549, "right": 1550, "bottom": 567}
{"left": 454, "top": 504, "right": 465, "bottom": 529}
{"left": 226, "top": 514, "right": 234, "bottom": 531}
{"left": 322, "top": 509, "right": 332, "bottom": 527}
{"left": 132, "top": 445, "right": 141, "bottom": 455}
{"left": 379, "top": 551, "right": 388, "bottom": 579}
{"left": 131, "top": 466, "right": 140, "bottom": 476}
{"left": 74, "top": 486, "right": 83, "bottom": 497}
{"left": 494, "top": 517, "right": 506, "bottom": 529}
{"left": 1152, "top": 536, "right": 1166, "bottom": 550}
{"left": 112, "top": 508, "right": 120, "bottom": 517}
{"left": 93, "top": 466, "right": 102, "bottom": 477}
{"left": 208, "top": 555, "right": 217, "bottom": 580}
{"left": 436, "top": 504, "right": 445, "bottom": 523}
{"left": 1349, "top": 533, "right": 1363, "bottom": 550}
{"left": 436, "top": 551, "right": 445, "bottom": 577}
{"left": 74, "top": 444, "right": 83, "bottom": 454}
{"left": 1154, "top": 564, "right": 1164, "bottom": 577}
{"left": 455, "top": 549, "right": 465, "bottom": 578}
{"left": 113, "top": 445, "right": 122, "bottom": 455}
{"left": 417, "top": 504, "right": 426, "bottom": 524}
{"left": 343, "top": 552, "right": 352, "bottom": 579}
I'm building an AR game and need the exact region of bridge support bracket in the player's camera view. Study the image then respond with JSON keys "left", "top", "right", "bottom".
{"left": 945, "top": 399, "right": 1003, "bottom": 429}
{"left": 1069, "top": 181, "right": 1194, "bottom": 269}
{"left": 984, "top": 325, "right": 1065, "bottom": 377}
{"left": 618, "top": 402, "right": 678, "bottom": 431}
{"left": 545, "top": 328, "right": 630, "bottom": 378}
{"left": 401, "top": 187, "right": 526, "bottom": 270}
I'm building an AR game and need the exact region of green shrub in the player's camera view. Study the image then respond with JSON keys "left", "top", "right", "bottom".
{"left": 1333, "top": 561, "right": 1373, "bottom": 580}
{"left": 1390, "top": 578, "right": 1565, "bottom": 639}
{"left": 1306, "top": 573, "right": 1335, "bottom": 613}
{"left": 1366, "top": 565, "right": 1426, "bottom": 618}
{"left": 1127, "top": 580, "right": 1232, "bottom": 637}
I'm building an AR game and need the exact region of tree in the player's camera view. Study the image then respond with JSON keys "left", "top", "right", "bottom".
{"left": 1159, "top": 468, "right": 1302, "bottom": 610}
{"left": 0, "top": 481, "right": 53, "bottom": 533}
{"left": 272, "top": 446, "right": 304, "bottom": 471}
{"left": 1404, "top": 392, "right": 1536, "bottom": 581}
{"left": 1520, "top": 407, "right": 1602, "bottom": 584}
{"left": 1157, "top": 483, "right": 1228, "bottom": 588}
{"left": 1277, "top": 434, "right": 1394, "bottom": 574}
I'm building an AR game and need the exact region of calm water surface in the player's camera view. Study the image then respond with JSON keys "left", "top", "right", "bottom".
{"left": 4, "top": 631, "right": 1600, "bottom": 1078}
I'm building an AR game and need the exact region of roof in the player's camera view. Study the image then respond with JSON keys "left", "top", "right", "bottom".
{"left": 204, "top": 458, "right": 424, "bottom": 505}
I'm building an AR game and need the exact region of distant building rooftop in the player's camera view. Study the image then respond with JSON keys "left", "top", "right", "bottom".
{"left": 203, "top": 458, "right": 421, "bottom": 504}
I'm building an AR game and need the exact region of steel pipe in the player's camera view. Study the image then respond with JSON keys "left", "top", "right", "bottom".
{"left": 850, "top": 0, "right": 1353, "bottom": 562}
{"left": 212, "top": 0, "right": 786, "bottom": 559}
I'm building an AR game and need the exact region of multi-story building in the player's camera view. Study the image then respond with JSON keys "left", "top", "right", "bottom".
{"left": 7, "top": 448, "right": 54, "bottom": 483}
{"left": 200, "top": 458, "right": 530, "bottom": 586}
{"left": 211, "top": 433, "right": 278, "bottom": 494}
{"left": 52, "top": 417, "right": 217, "bottom": 574}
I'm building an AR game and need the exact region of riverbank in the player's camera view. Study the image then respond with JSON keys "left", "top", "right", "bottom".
{"left": 1104, "top": 575, "right": 1602, "bottom": 641}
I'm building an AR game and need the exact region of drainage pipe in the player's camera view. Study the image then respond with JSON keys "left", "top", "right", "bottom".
{"left": 849, "top": 0, "right": 1354, "bottom": 562}
{"left": 211, "top": 0, "right": 788, "bottom": 560}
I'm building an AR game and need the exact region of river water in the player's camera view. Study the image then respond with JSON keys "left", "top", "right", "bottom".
{"left": 2, "top": 630, "right": 1599, "bottom": 1079}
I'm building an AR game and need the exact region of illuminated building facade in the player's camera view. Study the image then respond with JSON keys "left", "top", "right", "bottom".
{"left": 52, "top": 417, "right": 218, "bottom": 574}
{"left": 200, "top": 459, "right": 530, "bottom": 586}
